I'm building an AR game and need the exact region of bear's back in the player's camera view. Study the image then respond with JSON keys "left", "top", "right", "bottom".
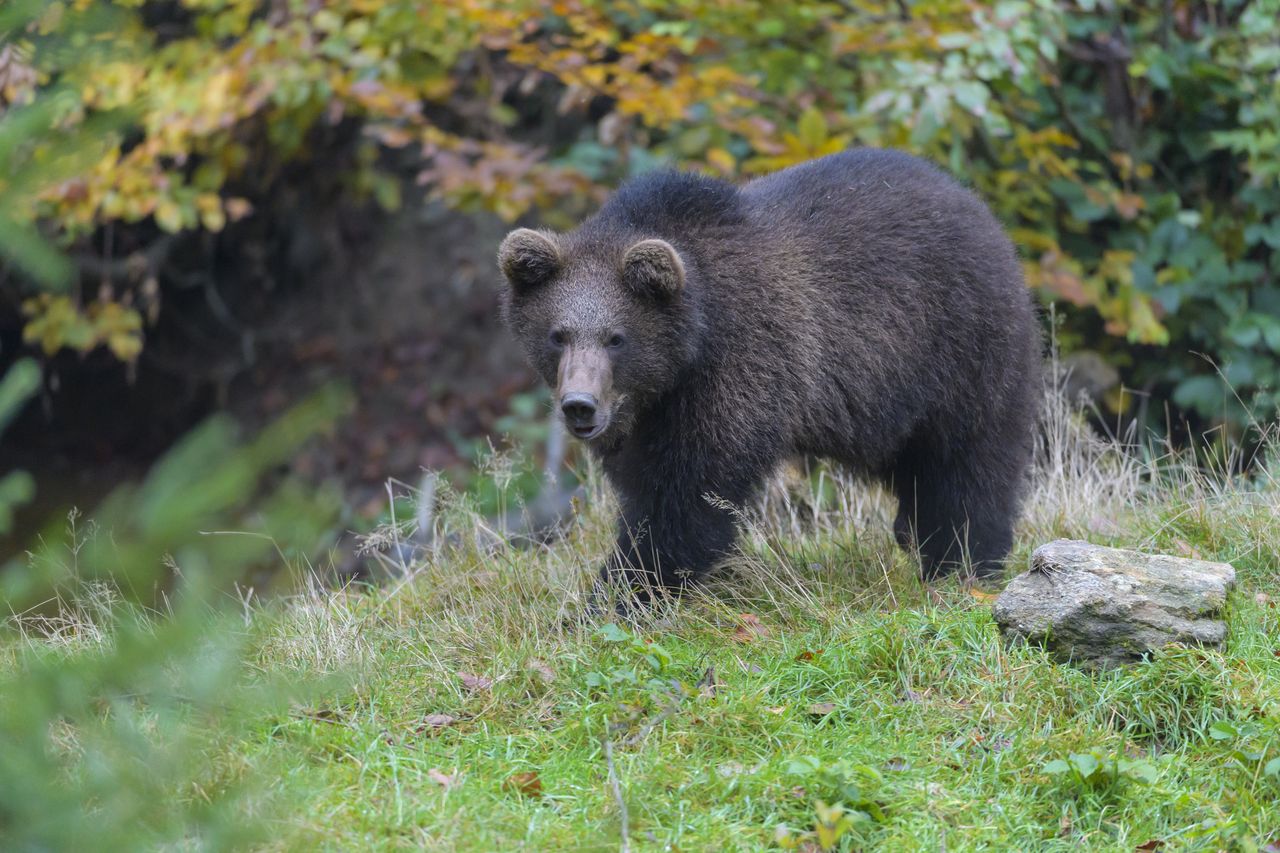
{"left": 590, "top": 169, "right": 746, "bottom": 237}
{"left": 740, "top": 149, "right": 1010, "bottom": 268}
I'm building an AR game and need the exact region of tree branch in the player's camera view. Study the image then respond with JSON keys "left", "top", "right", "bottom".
{"left": 74, "top": 234, "right": 176, "bottom": 282}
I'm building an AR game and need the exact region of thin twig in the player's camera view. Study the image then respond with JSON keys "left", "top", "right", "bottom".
{"left": 603, "top": 735, "right": 631, "bottom": 853}
{"left": 74, "top": 234, "right": 176, "bottom": 281}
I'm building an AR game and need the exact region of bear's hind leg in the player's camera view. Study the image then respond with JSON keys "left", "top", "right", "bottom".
{"left": 891, "top": 432, "right": 1028, "bottom": 580}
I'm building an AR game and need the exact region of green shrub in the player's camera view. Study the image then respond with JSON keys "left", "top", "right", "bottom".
{"left": 1, "top": 0, "right": 1275, "bottom": 429}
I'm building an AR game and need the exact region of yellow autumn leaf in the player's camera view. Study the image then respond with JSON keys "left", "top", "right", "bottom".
{"left": 154, "top": 198, "right": 184, "bottom": 233}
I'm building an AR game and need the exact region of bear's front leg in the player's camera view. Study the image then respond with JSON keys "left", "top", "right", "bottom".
{"left": 592, "top": 493, "right": 740, "bottom": 612}
{"left": 587, "top": 443, "right": 775, "bottom": 617}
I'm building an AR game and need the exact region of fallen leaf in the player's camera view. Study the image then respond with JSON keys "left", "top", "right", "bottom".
{"left": 969, "top": 588, "right": 998, "bottom": 603}
{"left": 795, "top": 649, "right": 824, "bottom": 662}
{"left": 527, "top": 658, "right": 556, "bottom": 683}
{"left": 765, "top": 705, "right": 788, "bottom": 715}
{"left": 458, "top": 671, "right": 493, "bottom": 692}
{"left": 428, "top": 768, "right": 457, "bottom": 789}
{"left": 1135, "top": 840, "right": 1164, "bottom": 851}
{"left": 504, "top": 771, "right": 542, "bottom": 798}
{"left": 416, "top": 713, "right": 456, "bottom": 733}
{"left": 806, "top": 702, "right": 837, "bottom": 717}
{"left": 732, "top": 613, "right": 770, "bottom": 643}
{"left": 1059, "top": 812, "right": 1072, "bottom": 838}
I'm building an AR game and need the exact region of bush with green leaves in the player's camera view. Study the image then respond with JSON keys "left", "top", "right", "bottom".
{"left": 4, "top": 0, "right": 1279, "bottom": 432}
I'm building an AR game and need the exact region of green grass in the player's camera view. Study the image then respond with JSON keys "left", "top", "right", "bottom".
{"left": 5, "top": 393, "right": 1280, "bottom": 851}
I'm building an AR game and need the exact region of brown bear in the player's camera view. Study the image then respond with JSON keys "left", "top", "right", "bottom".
{"left": 498, "top": 148, "right": 1041, "bottom": 606}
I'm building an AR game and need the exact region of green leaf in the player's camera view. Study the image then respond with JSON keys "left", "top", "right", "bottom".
{"left": 1227, "top": 320, "right": 1262, "bottom": 348}
{"left": 953, "top": 81, "right": 989, "bottom": 115}
{"left": 1043, "top": 759, "right": 1071, "bottom": 775}
{"left": 0, "top": 218, "right": 75, "bottom": 288}
{"left": 796, "top": 107, "right": 828, "bottom": 152}
{"left": 642, "top": 642, "right": 672, "bottom": 670}
{"left": 1069, "top": 752, "right": 1100, "bottom": 780}
{"left": 785, "top": 755, "right": 822, "bottom": 776}
{"left": 1118, "top": 759, "right": 1158, "bottom": 784}
{"left": 755, "top": 19, "right": 785, "bottom": 38}
{"left": 597, "top": 623, "right": 632, "bottom": 643}
{"left": 1264, "top": 757, "right": 1280, "bottom": 778}
{"left": 1208, "top": 720, "right": 1238, "bottom": 741}
{"left": 0, "top": 470, "right": 36, "bottom": 535}
{"left": 1244, "top": 220, "right": 1280, "bottom": 249}
{"left": 1173, "top": 376, "right": 1225, "bottom": 413}
{"left": 0, "top": 359, "right": 42, "bottom": 436}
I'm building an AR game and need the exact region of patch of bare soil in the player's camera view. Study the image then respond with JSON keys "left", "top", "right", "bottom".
{"left": 224, "top": 203, "right": 538, "bottom": 517}
{"left": 1, "top": 201, "right": 538, "bottom": 562}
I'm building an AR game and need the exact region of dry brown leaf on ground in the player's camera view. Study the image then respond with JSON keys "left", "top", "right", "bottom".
{"left": 458, "top": 671, "right": 493, "bottom": 692}
{"left": 504, "top": 771, "right": 542, "bottom": 798}
{"left": 416, "top": 713, "right": 456, "bottom": 734}
{"left": 732, "top": 613, "right": 770, "bottom": 643}
{"left": 526, "top": 658, "right": 556, "bottom": 683}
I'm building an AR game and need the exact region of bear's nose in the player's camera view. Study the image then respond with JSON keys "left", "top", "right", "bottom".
{"left": 560, "top": 392, "right": 597, "bottom": 424}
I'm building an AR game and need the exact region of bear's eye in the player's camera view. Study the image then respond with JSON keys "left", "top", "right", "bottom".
{"left": 549, "top": 330, "right": 567, "bottom": 347}
{"left": 606, "top": 333, "right": 626, "bottom": 349}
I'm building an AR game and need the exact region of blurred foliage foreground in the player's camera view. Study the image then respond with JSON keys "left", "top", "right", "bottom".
{"left": 1, "top": 0, "right": 1278, "bottom": 430}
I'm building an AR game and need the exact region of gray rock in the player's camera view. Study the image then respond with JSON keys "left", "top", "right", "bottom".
{"left": 993, "top": 539, "right": 1236, "bottom": 667}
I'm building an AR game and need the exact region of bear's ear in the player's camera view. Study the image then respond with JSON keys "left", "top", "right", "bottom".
{"left": 498, "top": 228, "right": 561, "bottom": 293}
{"left": 621, "top": 239, "right": 685, "bottom": 300}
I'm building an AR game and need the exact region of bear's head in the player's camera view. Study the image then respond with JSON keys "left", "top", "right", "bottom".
{"left": 498, "top": 227, "right": 701, "bottom": 446}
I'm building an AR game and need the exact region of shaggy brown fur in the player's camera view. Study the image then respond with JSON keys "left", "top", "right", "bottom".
{"left": 499, "top": 148, "right": 1042, "bottom": 605}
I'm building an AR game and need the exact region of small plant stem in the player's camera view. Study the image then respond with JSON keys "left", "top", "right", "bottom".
{"left": 603, "top": 735, "right": 631, "bottom": 853}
